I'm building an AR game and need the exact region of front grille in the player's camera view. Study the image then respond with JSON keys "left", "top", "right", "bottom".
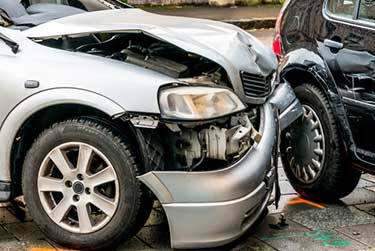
{"left": 240, "top": 71, "right": 272, "bottom": 98}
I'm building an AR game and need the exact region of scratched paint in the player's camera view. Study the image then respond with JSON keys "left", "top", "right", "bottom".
{"left": 261, "top": 229, "right": 349, "bottom": 248}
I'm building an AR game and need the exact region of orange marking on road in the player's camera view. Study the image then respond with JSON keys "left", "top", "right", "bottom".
{"left": 287, "top": 198, "right": 326, "bottom": 209}
{"left": 29, "top": 248, "right": 77, "bottom": 251}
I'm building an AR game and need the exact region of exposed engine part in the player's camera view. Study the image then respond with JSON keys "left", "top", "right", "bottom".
{"left": 231, "top": 113, "right": 263, "bottom": 143}
{"left": 179, "top": 71, "right": 226, "bottom": 86}
{"left": 201, "top": 126, "right": 227, "bottom": 160}
{"left": 123, "top": 49, "right": 188, "bottom": 78}
{"left": 179, "top": 75, "right": 215, "bottom": 85}
{"left": 178, "top": 130, "right": 202, "bottom": 167}
{"left": 139, "top": 110, "right": 261, "bottom": 172}
{"left": 170, "top": 113, "right": 260, "bottom": 170}
{"left": 200, "top": 115, "right": 261, "bottom": 160}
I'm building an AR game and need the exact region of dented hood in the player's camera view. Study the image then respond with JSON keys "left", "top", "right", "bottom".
{"left": 23, "top": 9, "right": 277, "bottom": 104}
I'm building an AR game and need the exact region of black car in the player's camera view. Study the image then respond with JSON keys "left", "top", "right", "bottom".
{"left": 273, "top": 0, "right": 375, "bottom": 201}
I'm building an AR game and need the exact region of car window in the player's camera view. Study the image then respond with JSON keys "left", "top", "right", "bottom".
{"left": 327, "top": 0, "right": 356, "bottom": 18}
{"left": 359, "top": 0, "right": 375, "bottom": 22}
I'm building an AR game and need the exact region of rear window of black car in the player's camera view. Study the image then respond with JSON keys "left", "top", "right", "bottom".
{"left": 327, "top": 0, "right": 356, "bottom": 18}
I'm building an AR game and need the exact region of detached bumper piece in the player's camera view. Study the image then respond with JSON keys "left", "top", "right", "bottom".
{"left": 270, "top": 81, "right": 304, "bottom": 130}
{"left": 138, "top": 82, "right": 301, "bottom": 249}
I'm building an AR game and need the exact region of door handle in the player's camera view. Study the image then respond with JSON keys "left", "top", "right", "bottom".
{"left": 324, "top": 39, "right": 344, "bottom": 50}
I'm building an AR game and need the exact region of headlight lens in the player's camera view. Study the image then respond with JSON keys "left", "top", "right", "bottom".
{"left": 159, "top": 86, "right": 246, "bottom": 120}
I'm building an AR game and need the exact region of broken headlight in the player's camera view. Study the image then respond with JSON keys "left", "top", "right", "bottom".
{"left": 159, "top": 86, "right": 246, "bottom": 120}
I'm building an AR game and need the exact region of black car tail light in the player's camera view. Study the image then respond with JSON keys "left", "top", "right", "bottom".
{"left": 273, "top": 11, "right": 284, "bottom": 58}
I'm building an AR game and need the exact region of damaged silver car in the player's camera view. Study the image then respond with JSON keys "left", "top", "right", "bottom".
{"left": 0, "top": 4, "right": 302, "bottom": 250}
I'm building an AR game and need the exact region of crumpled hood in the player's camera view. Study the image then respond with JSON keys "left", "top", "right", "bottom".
{"left": 23, "top": 9, "right": 277, "bottom": 104}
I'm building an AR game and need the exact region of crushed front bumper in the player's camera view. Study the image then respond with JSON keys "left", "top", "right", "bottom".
{"left": 138, "top": 82, "right": 302, "bottom": 249}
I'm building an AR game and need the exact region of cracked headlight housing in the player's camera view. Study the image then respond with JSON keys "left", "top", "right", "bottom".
{"left": 159, "top": 86, "right": 246, "bottom": 120}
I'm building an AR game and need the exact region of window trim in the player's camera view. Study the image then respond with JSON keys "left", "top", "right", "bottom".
{"left": 323, "top": 0, "right": 375, "bottom": 30}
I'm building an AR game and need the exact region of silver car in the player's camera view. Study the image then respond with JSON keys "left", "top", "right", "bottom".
{"left": 0, "top": 2, "right": 302, "bottom": 250}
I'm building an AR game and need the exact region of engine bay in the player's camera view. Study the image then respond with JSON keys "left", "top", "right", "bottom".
{"left": 38, "top": 32, "right": 231, "bottom": 87}
{"left": 130, "top": 108, "right": 261, "bottom": 172}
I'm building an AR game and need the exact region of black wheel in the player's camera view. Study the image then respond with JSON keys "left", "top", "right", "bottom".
{"left": 280, "top": 84, "right": 361, "bottom": 201}
{"left": 22, "top": 119, "right": 153, "bottom": 250}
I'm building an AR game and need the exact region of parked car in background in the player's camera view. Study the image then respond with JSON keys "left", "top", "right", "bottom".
{"left": 0, "top": 0, "right": 84, "bottom": 27}
{"left": 22, "top": 0, "right": 131, "bottom": 11}
{"left": 0, "top": 1, "right": 302, "bottom": 250}
{"left": 273, "top": 0, "right": 375, "bottom": 201}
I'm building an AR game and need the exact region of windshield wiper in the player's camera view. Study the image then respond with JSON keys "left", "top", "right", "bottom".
{"left": 0, "top": 33, "right": 19, "bottom": 54}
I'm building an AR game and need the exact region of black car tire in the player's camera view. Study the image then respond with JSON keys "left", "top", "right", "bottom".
{"left": 22, "top": 119, "right": 153, "bottom": 250}
{"left": 280, "top": 83, "right": 361, "bottom": 201}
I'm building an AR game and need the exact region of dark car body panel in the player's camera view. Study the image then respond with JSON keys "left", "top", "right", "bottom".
{"left": 279, "top": 0, "right": 375, "bottom": 172}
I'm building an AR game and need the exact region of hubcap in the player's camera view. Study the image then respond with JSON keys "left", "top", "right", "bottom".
{"left": 283, "top": 105, "right": 326, "bottom": 184}
{"left": 38, "top": 142, "right": 119, "bottom": 234}
{"left": 73, "top": 181, "right": 85, "bottom": 194}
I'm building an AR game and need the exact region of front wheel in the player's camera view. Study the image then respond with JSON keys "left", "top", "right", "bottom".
{"left": 22, "top": 119, "right": 153, "bottom": 250}
{"left": 280, "top": 84, "right": 361, "bottom": 201}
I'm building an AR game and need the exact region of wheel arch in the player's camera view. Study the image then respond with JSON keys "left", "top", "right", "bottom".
{"left": 0, "top": 88, "right": 144, "bottom": 200}
{"left": 279, "top": 48, "right": 336, "bottom": 91}
{"left": 280, "top": 65, "right": 330, "bottom": 94}
{"left": 279, "top": 57, "right": 356, "bottom": 164}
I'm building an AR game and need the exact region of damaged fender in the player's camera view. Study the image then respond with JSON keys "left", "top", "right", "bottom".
{"left": 278, "top": 47, "right": 375, "bottom": 170}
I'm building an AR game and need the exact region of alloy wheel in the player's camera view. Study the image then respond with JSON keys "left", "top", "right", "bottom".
{"left": 37, "top": 142, "right": 119, "bottom": 234}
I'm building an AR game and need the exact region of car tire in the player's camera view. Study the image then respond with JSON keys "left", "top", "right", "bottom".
{"left": 280, "top": 83, "right": 361, "bottom": 201}
{"left": 22, "top": 119, "right": 153, "bottom": 250}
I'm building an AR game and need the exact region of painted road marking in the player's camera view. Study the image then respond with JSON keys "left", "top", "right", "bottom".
{"left": 287, "top": 198, "right": 326, "bottom": 209}
{"left": 261, "top": 229, "right": 349, "bottom": 248}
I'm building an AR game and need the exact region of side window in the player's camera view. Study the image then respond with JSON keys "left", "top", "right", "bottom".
{"left": 327, "top": 0, "right": 356, "bottom": 18}
{"left": 359, "top": 0, "right": 375, "bottom": 22}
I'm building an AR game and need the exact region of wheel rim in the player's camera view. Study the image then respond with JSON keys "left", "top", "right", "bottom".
{"left": 284, "top": 105, "right": 326, "bottom": 184}
{"left": 38, "top": 142, "right": 119, "bottom": 234}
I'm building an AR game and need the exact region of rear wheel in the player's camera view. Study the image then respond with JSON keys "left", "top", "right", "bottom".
{"left": 23, "top": 119, "right": 153, "bottom": 250}
{"left": 280, "top": 84, "right": 361, "bottom": 201}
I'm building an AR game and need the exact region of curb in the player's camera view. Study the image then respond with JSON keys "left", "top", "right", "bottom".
{"left": 224, "top": 18, "right": 276, "bottom": 30}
